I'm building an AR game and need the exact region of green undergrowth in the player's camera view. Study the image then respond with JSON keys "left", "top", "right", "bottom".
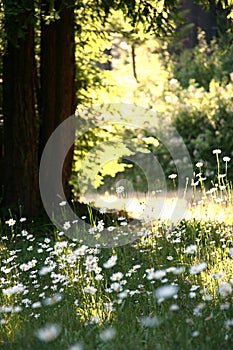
{"left": 0, "top": 215, "right": 233, "bottom": 350}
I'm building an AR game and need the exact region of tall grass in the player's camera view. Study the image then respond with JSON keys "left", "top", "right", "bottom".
{"left": 0, "top": 157, "right": 233, "bottom": 350}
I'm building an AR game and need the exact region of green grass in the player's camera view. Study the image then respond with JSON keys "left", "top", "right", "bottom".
{"left": 0, "top": 210, "right": 233, "bottom": 349}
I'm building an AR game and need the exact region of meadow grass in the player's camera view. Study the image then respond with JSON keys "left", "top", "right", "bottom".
{"left": 1, "top": 166, "right": 233, "bottom": 350}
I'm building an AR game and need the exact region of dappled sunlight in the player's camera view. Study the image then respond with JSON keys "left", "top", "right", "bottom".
{"left": 81, "top": 192, "right": 233, "bottom": 224}
{"left": 186, "top": 201, "right": 233, "bottom": 225}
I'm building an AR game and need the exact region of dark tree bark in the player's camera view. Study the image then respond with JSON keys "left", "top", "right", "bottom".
{"left": 179, "top": 0, "right": 216, "bottom": 49}
{"left": 54, "top": 1, "right": 76, "bottom": 199}
{"left": 39, "top": 0, "right": 76, "bottom": 205}
{"left": 2, "top": 1, "right": 40, "bottom": 216}
{"left": 39, "top": 4, "right": 57, "bottom": 159}
{"left": 2, "top": 0, "right": 76, "bottom": 217}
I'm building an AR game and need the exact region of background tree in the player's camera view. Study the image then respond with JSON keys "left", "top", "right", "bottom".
{"left": 39, "top": 0, "right": 76, "bottom": 202}
{"left": 2, "top": 0, "right": 40, "bottom": 216}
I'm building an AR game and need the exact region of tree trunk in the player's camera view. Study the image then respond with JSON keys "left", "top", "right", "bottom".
{"left": 2, "top": 1, "right": 40, "bottom": 216}
{"left": 131, "top": 44, "right": 139, "bottom": 83}
{"left": 39, "top": 0, "right": 76, "bottom": 206}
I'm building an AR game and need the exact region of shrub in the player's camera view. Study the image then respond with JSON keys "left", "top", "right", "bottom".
{"left": 165, "top": 29, "right": 233, "bottom": 90}
{"left": 161, "top": 78, "right": 233, "bottom": 181}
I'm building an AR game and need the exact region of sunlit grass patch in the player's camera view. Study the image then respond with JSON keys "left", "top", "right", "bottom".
{"left": 81, "top": 188, "right": 233, "bottom": 226}
{"left": 186, "top": 199, "right": 233, "bottom": 225}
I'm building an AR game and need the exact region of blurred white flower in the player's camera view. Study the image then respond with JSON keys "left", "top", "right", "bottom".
{"left": 213, "top": 149, "right": 221, "bottom": 154}
{"left": 39, "top": 266, "right": 53, "bottom": 275}
{"left": 224, "top": 319, "right": 233, "bottom": 329}
{"left": 167, "top": 256, "right": 174, "bottom": 261}
{"left": 107, "top": 226, "right": 116, "bottom": 232}
{"left": 212, "top": 271, "right": 225, "bottom": 280}
{"left": 110, "top": 272, "right": 123, "bottom": 281}
{"left": 139, "top": 316, "right": 160, "bottom": 327}
{"left": 95, "top": 274, "right": 103, "bottom": 281}
{"left": 88, "top": 228, "right": 97, "bottom": 237}
{"left": 154, "top": 284, "right": 178, "bottom": 301}
{"left": 63, "top": 221, "right": 71, "bottom": 230}
{"left": 192, "top": 331, "right": 200, "bottom": 337}
{"left": 220, "top": 302, "right": 230, "bottom": 310}
{"left": 100, "top": 327, "right": 116, "bottom": 341}
{"left": 59, "top": 201, "right": 67, "bottom": 206}
{"left": 219, "top": 284, "right": 232, "bottom": 297}
{"left": 19, "top": 263, "right": 30, "bottom": 271}
{"left": 148, "top": 269, "right": 166, "bottom": 280}
{"left": 97, "top": 220, "right": 105, "bottom": 232}
{"left": 169, "top": 304, "right": 179, "bottom": 311}
{"left": 66, "top": 254, "right": 77, "bottom": 265}
{"left": 185, "top": 244, "right": 197, "bottom": 254}
{"left": 90, "top": 316, "right": 100, "bottom": 324}
{"left": 21, "top": 229, "right": 28, "bottom": 236}
{"left": 118, "top": 290, "right": 129, "bottom": 299}
{"left": 228, "top": 248, "right": 233, "bottom": 257}
{"left": 190, "top": 285, "right": 200, "bottom": 291}
{"left": 223, "top": 156, "right": 231, "bottom": 162}
{"left": 103, "top": 255, "right": 117, "bottom": 268}
{"left": 173, "top": 267, "right": 185, "bottom": 275}
{"left": 116, "top": 186, "right": 124, "bottom": 194}
{"left": 189, "top": 262, "right": 207, "bottom": 275}
{"left": 168, "top": 174, "right": 177, "bottom": 179}
{"left": 74, "top": 245, "right": 88, "bottom": 256}
{"left": 3, "top": 284, "right": 25, "bottom": 296}
{"left": 5, "top": 219, "right": 16, "bottom": 227}
{"left": 146, "top": 270, "right": 156, "bottom": 280}
{"left": 35, "top": 324, "right": 61, "bottom": 342}
{"left": 189, "top": 292, "right": 196, "bottom": 299}
{"left": 32, "top": 301, "right": 42, "bottom": 309}
{"left": 193, "top": 303, "right": 205, "bottom": 316}
{"left": 44, "top": 293, "right": 63, "bottom": 306}
{"left": 169, "top": 78, "right": 179, "bottom": 86}
{"left": 110, "top": 282, "right": 122, "bottom": 292}
{"left": 166, "top": 267, "right": 176, "bottom": 273}
{"left": 84, "top": 286, "right": 97, "bottom": 295}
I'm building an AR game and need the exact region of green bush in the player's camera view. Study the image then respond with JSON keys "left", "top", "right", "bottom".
{"left": 167, "top": 29, "right": 233, "bottom": 90}
{"left": 161, "top": 78, "right": 233, "bottom": 181}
